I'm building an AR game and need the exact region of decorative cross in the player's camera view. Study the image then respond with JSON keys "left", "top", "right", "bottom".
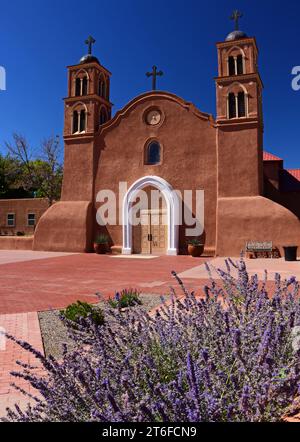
{"left": 231, "top": 10, "right": 243, "bottom": 31}
{"left": 85, "top": 35, "right": 96, "bottom": 55}
{"left": 146, "top": 66, "right": 163, "bottom": 91}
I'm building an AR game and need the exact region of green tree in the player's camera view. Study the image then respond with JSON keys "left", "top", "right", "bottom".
{"left": 0, "top": 154, "right": 23, "bottom": 197}
{"left": 5, "top": 133, "right": 63, "bottom": 205}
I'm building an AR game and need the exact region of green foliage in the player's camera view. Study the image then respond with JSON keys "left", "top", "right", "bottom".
{"left": 32, "top": 160, "right": 63, "bottom": 202}
{"left": 108, "top": 288, "right": 142, "bottom": 309}
{"left": 187, "top": 238, "right": 203, "bottom": 246}
{"left": 94, "top": 234, "right": 109, "bottom": 244}
{"left": 0, "top": 154, "right": 24, "bottom": 198}
{"left": 60, "top": 301, "right": 105, "bottom": 326}
{"left": 149, "top": 339, "right": 180, "bottom": 383}
{"left": 4, "top": 133, "right": 63, "bottom": 205}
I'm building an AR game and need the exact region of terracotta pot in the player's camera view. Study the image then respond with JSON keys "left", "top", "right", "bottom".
{"left": 188, "top": 244, "right": 204, "bottom": 257}
{"left": 94, "top": 243, "right": 108, "bottom": 254}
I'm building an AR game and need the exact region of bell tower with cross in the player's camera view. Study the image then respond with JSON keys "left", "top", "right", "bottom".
{"left": 64, "top": 35, "right": 112, "bottom": 137}
{"left": 61, "top": 36, "right": 113, "bottom": 202}
{"left": 215, "top": 11, "right": 264, "bottom": 199}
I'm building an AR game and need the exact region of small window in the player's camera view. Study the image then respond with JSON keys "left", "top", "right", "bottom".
{"left": 99, "top": 76, "right": 106, "bottom": 98}
{"left": 228, "top": 57, "right": 235, "bottom": 76}
{"left": 228, "top": 93, "right": 236, "bottom": 119}
{"left": 100, "top": 108, "right": 107, "bottom": 125}
{"left": 72, "top": 110, "right": 79, "bottom": 134}
{"left": 237, "top": 55, "right": 244, "bottom": 75}
{"left": 27, "top": 213, "right": 35, "bottom": 227}
{"left": 79, "top": 110, "right": 86, "bottom": 132}
{"left": 146, "top": 141, "right": 161, "bottom": 165}
{"left": 75, "top": 76, "right": 88, "bottom": 96}
{"left": 82, "top": 77, "right": 88, "bottom": 95}
{"left": 75, "top": 78, "right": 81, "bottom": 96}
{"left": 228, "top": 55, "right": 244, "bottom": 76}
{"left": 238, "top": 92, "right": 246, "bottom": 117}
{"left": 7, "top": 213, "right": 15, "bottom": 227}
{"left": 72, "top": 109, "right": 86, "bottom": 134}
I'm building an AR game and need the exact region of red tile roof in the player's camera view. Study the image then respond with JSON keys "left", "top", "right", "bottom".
{"left": 263, "top": 151, "right": 282, "bottom": 161}
{"left": 287, "top": 169, "right": 300, "bottom": 182}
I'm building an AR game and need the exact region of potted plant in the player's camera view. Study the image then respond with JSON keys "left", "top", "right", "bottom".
{"left": 283, "top": 245, "right": 298, "bottom": 262}
{"left": 94, "top": 234, "right": 109, "bottom": 254}
{"left": 187, "top": 238, "right": 204, "bottom": 257}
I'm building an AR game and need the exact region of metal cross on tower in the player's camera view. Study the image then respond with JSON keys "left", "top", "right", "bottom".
{"left": 85, "top": 36, "right": 96, "bottom": 55}
{"left": 231, "top": 10, "right": 243, "bottom": 31}
{"left": 146, "top": 65, "right": 163, "bottom": 91}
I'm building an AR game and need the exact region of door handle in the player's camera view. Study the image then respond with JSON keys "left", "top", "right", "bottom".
{"left": 148, "top": 234, "right": 153, "bottom": 242}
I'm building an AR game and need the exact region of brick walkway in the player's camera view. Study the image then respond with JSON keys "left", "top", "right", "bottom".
{"left": 0, "top": 312, "right": 43, "bottom": 418}
{"left": 0, "top": 253, "right": 210, "bottom": 314}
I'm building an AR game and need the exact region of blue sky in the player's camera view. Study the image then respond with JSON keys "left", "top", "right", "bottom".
{"left": 0, "top": 0, "right": 300, "bottom": 168}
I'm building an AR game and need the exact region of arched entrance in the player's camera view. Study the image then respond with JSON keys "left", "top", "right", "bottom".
{"left": 122, "top": 176, "right": 179, "bottom": 255}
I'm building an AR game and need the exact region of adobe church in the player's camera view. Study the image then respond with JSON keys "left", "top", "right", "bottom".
{"left": 32, "top": 14, "right": 300, "bottom": 256}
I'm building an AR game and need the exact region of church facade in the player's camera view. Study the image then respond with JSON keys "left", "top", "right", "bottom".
{"left": 32, "top": 24, "right": 300, "bottom": 257}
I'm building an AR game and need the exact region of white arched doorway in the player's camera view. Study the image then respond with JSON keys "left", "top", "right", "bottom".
{"left": 122, "top": 176, "right": 179, "bottom": 255}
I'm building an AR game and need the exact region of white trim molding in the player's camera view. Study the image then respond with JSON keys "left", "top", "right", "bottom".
{"left": 122, "top": 175, "right": 179, "bottom": 256}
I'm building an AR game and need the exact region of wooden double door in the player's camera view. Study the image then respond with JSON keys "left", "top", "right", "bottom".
{"left": 134, "top": 209, "right": 167, "bottom": 255}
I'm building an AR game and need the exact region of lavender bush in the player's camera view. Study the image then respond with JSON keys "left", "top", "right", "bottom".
{"left": 2, "top": 258, "right": 300, "bottom": 422}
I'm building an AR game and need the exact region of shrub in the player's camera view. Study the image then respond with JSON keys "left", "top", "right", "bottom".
{"left": 94, "top": 234, "right": 109, "bottom": 244}
{"left": 108, "top": 288, "right": 142, "bottom": 309}
{"left": 187, "top": 238, "right": 203, "bottom": 246}
{"left": 3, "top": 258, "right": 300, "bottom": 422}
{"left": 60, "top": 301, "right": 104, "bottom": 327}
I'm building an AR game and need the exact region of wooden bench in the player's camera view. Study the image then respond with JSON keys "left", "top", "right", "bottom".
{"left": 245, "top": 241, "right": 281, "bottom": 259}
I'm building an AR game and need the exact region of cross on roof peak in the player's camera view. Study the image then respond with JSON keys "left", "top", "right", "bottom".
{"left": 85, "top": 35, "right": 96, "bottom": 55}
{"left": 146, "top": 65, "right": 163, "bottom": 91}
{"left": 230, "top": 10, "right": 243, "bottom": 31}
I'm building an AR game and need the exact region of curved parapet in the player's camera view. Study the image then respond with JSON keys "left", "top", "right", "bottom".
{"left": 33, "top": 201, "right": 93, "bottom": 252}
{"left": 99, "top": 90, "right": 215, "bottom": 136}
{"left": 216, "top": 196, "right": 300, "bottom": 256}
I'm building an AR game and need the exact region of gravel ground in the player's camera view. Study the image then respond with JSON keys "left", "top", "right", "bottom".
{"left": 38, "top": 293, "right": 172, "bottom": 359}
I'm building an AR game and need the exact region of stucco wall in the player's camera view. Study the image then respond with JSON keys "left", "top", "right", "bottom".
{"left": 0, "top": 236, "right": 33, "bottom": 250}
{"left": 33, "top": 201, "right": 93, "bottom": 252}
{"left": 216, "top": 196, "right": 300, "bottom": 256}
{"left": 0, "top": 198, "right": 49, "bottom": 235}
{"left": 61, "top": 138, "right": 95, "bottom": 201}
{"left": 217, "top": 124, "right": 263, "bottom": 198}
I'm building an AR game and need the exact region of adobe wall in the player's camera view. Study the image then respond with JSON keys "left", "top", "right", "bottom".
{"left": 264, "top": 178, "right": 300, "bottom": 219}
{"left": 0, "top": 198, "right": 49, "bottom": 235}
{"left": 217, "top": 123, "right": 263, "bottom": 197}
{"left": 94, "top": 92, "right": 218, "bottom": 253}
{"left": 216, "top": 196, "right": 300, "bottom": 256}
{"left": 33, "top": 201, "right": 93, "bottom": 252}
{"left": 263, "top": 161, "right": 283, "bottom": 190}
{"left": 61, "top": 138, "right": 95, "bottom": 201}
{"left": 0, "top": 236, "right": 33, "bottom": 250}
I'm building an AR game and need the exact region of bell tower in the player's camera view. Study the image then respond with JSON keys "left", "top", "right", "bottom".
{"left": 62, "top": 36, "right": 112, "bottom": 201}
{"left": 215, "top": 11, "right": 264, "bottom": 197}
{"left": 34, "top": 36, "right": 112, "bottom": 253}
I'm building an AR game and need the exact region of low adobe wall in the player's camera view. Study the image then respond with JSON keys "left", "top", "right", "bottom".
{"left": 216, "top": 196, "right": 300, "bottom": 256}
{"left": 0, "top": 198, "right": 49, "bottom": 235}
{"left": 0, "top": 236, "right": 33, "bottom": 250}
{"left": 33, "top": 201, "right": 93, "bottom": 253}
